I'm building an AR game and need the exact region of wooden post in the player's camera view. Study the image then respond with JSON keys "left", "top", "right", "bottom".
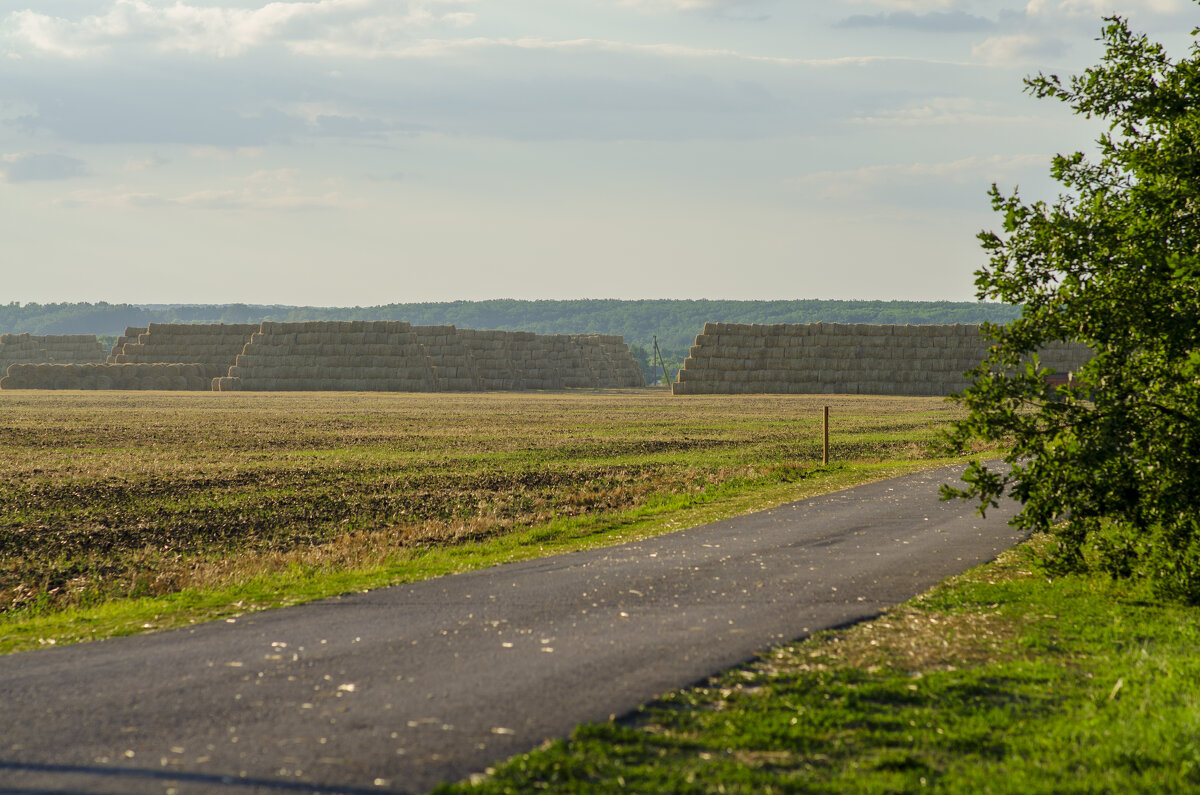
{"left": 823, "top": 405, "right": 829, "bottom": 465}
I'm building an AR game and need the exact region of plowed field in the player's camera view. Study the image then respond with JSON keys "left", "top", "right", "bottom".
{"left": 1, "top": 390, "right": 983, "bottom": 617}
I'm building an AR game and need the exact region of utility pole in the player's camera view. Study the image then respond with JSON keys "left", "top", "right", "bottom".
{"left": 652, "top": 336, "right": 669, "bottom": 387}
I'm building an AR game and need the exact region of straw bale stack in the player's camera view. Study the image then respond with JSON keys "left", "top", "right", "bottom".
{"left": 412, "top": 325, "right": 481, "bottom": 392}
{"left": 547, "top": 335, "right": 593, "bottom": 388}
{"left": 0, "top": 333, "right": 48, "bottom": 372}
{"left": 216, "top": 320, "right": 437, "bottom": 392}
{"left": 671, "top": 323, "right": 1092, "bottom": 396}
{"left": 562, "top": 334, "right": 643, "bottom": 388}
{"left": 107, "top": 327, "right": 149, "bottom": 362}
{"left": 114, "top": 323, "right": 257, "bottom": 375}
{"left": 1, "top": 362, "right": 225, "bottom": 391}
{"left": 507, "top": 331, "right": 564, "bottom": 390}
{"left": 1, "top": 333, "right": 107, "bottom": 379}
{"left": 457, "top": 329, "right": 520, "bottom": 390}
{"left": 451, "top": 329, "right": 643, "bottom": 390}
{"left": 39, "top": 334, "right": 106, "bottom": 364}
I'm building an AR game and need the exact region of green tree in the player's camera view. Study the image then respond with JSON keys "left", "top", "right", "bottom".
{"left": 944, "top": 14, "right": 1200, "bottom": 600}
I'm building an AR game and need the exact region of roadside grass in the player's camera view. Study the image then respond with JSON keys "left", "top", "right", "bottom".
{"left": 441, "top": 535, "right": 1200, "bottom": 794}
{"left": 0, "top": 390, "right": 987, "bottom": 654}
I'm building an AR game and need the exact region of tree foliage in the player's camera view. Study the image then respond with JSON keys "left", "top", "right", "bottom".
{"left": 944, "top": 15, "right": 1200, "bottom": 600}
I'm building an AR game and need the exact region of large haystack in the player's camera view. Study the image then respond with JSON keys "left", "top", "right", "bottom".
{"left": 113, "top": 323, "right": 258, "bottom": 372}
{"left": 1, "top": 362, "right": 225, "bottom": 390}
{"left": 106, "top": 327, "right": 148, "bottom": 362}
{"left": 412, "top": 325, "right": 481, "bottom": 392}
{"left": 671, "top": 322, "right": 1092, "bottom": 396}
{"left": 215, "top": 320, "right": 437, "bottom": 392}
{"left": 0, "top": 333, "right": 106, "bottom": 371}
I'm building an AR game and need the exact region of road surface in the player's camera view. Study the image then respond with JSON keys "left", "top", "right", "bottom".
{"left": 0, "top": 462, "right": 1021, "bottom": 794}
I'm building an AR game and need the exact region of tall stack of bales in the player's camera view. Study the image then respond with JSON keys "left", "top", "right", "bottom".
{"left": 0, "top": 333, "right": 49, "bottom": 372}
{"left": 114, "top": 323, "right": 257, "bottom": 371}
{"left": 412, "top": 325, "right": 481, "bottom": 392}
{"left": 215, "top": 320, "right": 437, "bottom": 392}
{"left": 572, "top": 334, "right": 646, "bottom": 388}
{"left": 0, "top": 333, "right": 106, "bottom": 370}
{"left": 599, "top": 334, "right": 646, "bottom": 388}
{"left": 458, "top": 329, "right": 519, "bottom": 390}
{"left": 2, "top": 362, "right": 225, "bottom": 391}
{"left": 509, "top": 331, "right": 563, "bottom": 390}
{"left": 40, "top": 334, "right": 107, "bottom": 364}
{"left": 453, "top": 329, "right": 643, "bottom": 391}
{"left": 547, "top": 335, "right": 593, "bottom": 388}
{"left": 106, "top": 327, "right": 148, "bottom": 362}
{"left": 1, "top": 334, "right": 108, "bottom": 388}
{"left": 672, "top": 322, "right": 1092, "bottom": 396}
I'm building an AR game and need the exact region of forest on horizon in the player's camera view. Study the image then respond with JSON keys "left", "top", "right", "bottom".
{"left": 1, "top": 299, "right": 1023, "bottom": 382}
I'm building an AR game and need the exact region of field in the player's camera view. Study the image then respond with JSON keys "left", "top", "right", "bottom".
{"left": 0, "top": 389, "right": 984, "bottom": 652}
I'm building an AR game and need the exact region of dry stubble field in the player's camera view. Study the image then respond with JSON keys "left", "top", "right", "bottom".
{"left": 0, "top": 389, "right": 990, "bottom": 632}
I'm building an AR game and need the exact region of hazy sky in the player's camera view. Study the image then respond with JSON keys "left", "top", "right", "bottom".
{"left": 2, "top": 0, "right": 1196, "bottom": 305}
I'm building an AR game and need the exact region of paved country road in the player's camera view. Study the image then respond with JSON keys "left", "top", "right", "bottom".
{"left": 1, "top": 463, "right": 1022, "bottom": 795}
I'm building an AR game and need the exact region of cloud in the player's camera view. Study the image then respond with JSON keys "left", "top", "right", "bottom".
{"left": 9, "top": 64, "right": 304, "bottom": 146}
{"left": 971, "top": 33, "right": 1068, "bottom": 64}
{"left": 1026, "top": 0, "right": 1189, "bottom": 17}
{"left": 4, "top": 24, "right": 973, "bottom": 147}
{"left": 613, "top": 0, "right": 765, "bottom": 10}
{"left": 123, "top": 154, "right": 168, "bottom": 171}
{"left": 615, "top": 0, "right": 708, "bottom": 7}
{"left": 791, "top": 154, "right": 1049, "bottom": 207}
{"left": 55, "top": 169, "right": 350, "bottom": 211}
{"left": 4, "top": 0, "right": 481, "bottom": 59}
{"left": 366, "top": 170, "right": 406, "bottom": 182}
{"left": 835, "top": 11, "right": 996, "bottom": 32}
{"left": 1, "top": 152, "right": 88, "bottom": 181}
{"left": 287, "top": 34, "right": 969, "bottom": 66}
{"left": 852, "top": 97, "right": 1040, "bottom": 126}
{"left": 839, "top": 0, "right": 960, "bottom": 10}
{"left": 187, "top": 146, "right": 266, "bottom": 160}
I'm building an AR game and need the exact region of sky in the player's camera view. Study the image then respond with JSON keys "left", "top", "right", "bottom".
{"left": 2, "top": 0, "right": 1197, "bottom": 306}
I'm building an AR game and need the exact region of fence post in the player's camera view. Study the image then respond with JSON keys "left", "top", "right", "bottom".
{"left": 823, "top": 405, "right": 829, "bottom": 465}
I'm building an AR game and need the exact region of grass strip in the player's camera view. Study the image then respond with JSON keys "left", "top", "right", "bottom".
{"left": 440, "top": 535, "right": 1200, "bottom": 794}
{"left": 0, "top": 458, "right": 955, "bottom": 655}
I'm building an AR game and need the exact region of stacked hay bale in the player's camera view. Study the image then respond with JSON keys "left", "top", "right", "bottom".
{"left": 2, "top": 362, "right": 223, "bottom": 390}
{"left": 106, "top": 327, "right": 148, "bottom": 362}
{"left": 1, "top": 329, "right": 220, "bottom": 390}
{"left": 672, "top": 323, "right": 1092, "bottom": 396}
{"left": 572, "top": 334, "right": 645, "bottom": 388}
{"left": 0, "top": 333, "right": 48, "bottom": 372}
{"left": 113, "top": 323, "right": 257, "bottom": 372}
{"left": 509, "top": 331, "right": 563, "bottom": 390}
{"left": 601, "top": 335, "right": 647, "bottom": 388}
{"left": 547, "top": 335, "right": 593, "bottom": 388}
{"left": 412, "top": 325, "right": 481, "bottom": 392}
{"left": 0, "top": 333, "right": 106, "bottom": 371}
{"left": 450, "top": 329, "right": 643, "bottom": 390}
{"left": 216, "top": 320, "right": 437, "bottom": 392}
{"left": 40, "top": 334, "right": 107, "bottom": 364}
{"left": 458, "top": 329, "right": 519, "bottom": 390}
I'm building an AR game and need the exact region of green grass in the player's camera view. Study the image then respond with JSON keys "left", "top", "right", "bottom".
{"left": 438, "top": 536, "right": 1200, "bottom": 794}
{"left": 0, "top": 390, "right": 988, "bottom": 654}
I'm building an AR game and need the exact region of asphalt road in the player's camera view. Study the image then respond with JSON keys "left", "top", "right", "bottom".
{"left": 0, "top": 462, "right": 1022, "bottom": 795}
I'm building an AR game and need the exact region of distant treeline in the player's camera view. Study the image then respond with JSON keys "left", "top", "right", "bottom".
{"left": 0, "top": 300, "right": 1022, "bottom": 353}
